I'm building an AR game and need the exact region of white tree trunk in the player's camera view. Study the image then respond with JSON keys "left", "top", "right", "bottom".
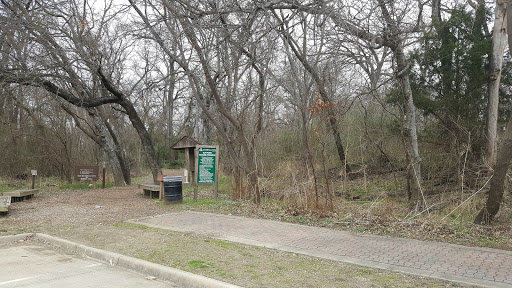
{"left": 486, "top": 1, "right": 508, "bottom": 168}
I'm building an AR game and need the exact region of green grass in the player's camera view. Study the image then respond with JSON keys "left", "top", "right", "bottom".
{"left": 175, "top": 197, "right": 243, "bottom": 215}
{"left": 0, "top": 187, "right": 13, "bottom": 192}
{"left": 209, "top": 239, "right": 237, "bottom": 248}
{"left": 182, "top": 198, "right": 218, "bottom": 205}
{"left": 113, "top": 222, "right": 154, "bottom": 231}
{"left": 187, "top": 260, "right": 210, "bottom": 269}
{"left": 476, "top": 235, "right": 501, "bottom": 248}
{"left": 357, "top": 226, "right": 371, "bottom": 232}
{"left": 346, "top": 186, "right": 368, "bottom": 196}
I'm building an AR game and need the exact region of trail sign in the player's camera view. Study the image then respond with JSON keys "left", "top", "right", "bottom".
{"left": 75, "top": 166, "right": 99, "bottom": 181}
{"left": 196, "top": 147, "right": 218, "bottom": 184}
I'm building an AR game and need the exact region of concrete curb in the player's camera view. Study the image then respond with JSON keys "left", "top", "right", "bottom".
{"left": 0, "top": 233, "right": 242, "bottom": 288}
{"left": 0, "top": 233, "right": 33, "bottom": 245}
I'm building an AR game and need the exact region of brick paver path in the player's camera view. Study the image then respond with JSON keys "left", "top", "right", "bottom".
{"left": 133, "top": 211, "right": 512, "bottom": 288}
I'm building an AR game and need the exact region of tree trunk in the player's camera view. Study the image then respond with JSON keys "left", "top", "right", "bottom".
{"left": 120, "top": 98, "right": 161, "bottom": 184}
{"left": 474, "top": 2, "right": 512, "bottom": 225}
{"left": 486, "top": 1, "right": 507, "bottom": 168}
{"left": 88, "top": 108, "right": 126, "bottom": 186}
{"left": 62, "top": 104, "right": 130, "bottom": 186}
{"left": 102, "top": 111, "right": 131, "bottom": 185}
{"left": 474, "top": 115, "right": 512, "bottom": 224}
{"left": 431, "top": 0, "right": 441, "bottom": 25}
{"left": 302, "top": 110, "right": 319, "bottom": 208}
{"left": 377, "top": 0, "right": 423, "bottom": 208}
{"left": 166, "top": 60, "right": 176, "bottom": 163}
{"left": 98, "top": 70, "right": 162, "bottom": 184}
{"left": 397, "top": 50, "right": 423, "bottom": 208}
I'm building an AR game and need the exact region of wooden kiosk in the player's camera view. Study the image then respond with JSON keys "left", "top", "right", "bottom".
{"left": 171, "top": 137, "right": 219, "bottom": 201}
{"left": 171, "top": 136, "right": 201, "bottom": 185}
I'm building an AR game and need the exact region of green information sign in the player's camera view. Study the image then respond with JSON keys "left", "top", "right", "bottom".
{"left": 197, "top": 147, "right": 217, "bottom": 184}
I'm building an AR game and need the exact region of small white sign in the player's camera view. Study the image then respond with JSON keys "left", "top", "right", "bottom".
{"left": 31, "top": 170, "right": 37, "bottom": 176}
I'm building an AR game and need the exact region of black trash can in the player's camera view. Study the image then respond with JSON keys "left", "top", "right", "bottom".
{"left": 163, "top": 176, "right": 183, "bottom": 204}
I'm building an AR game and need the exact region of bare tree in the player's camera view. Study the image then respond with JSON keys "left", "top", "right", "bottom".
{"left": 485, "top": 0, "right": 508, "bottom": 168}
{"left": 287, "top": 0, "right": 425, "bottom": 208}
{"left": 129, "top": 0, "right": 278, "bottom": 203}
{"left": 0, "top": 0, "right": 162, "bottom": 183}
{"left": 61, "top": 104, "right": 130, "bottom": 185}
{"left": 474, "top": 1, "right": 512, "bottom": 225}
{"left": 273, "top": 10, "right": 351, "bottom": 175}
{"left": 277, "top": 13, "right": 320, "bottom": 208}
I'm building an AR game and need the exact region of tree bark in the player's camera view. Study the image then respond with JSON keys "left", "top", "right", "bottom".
{"left": 102, "top": 114, "right": 131, "bottom": 185}
{"left": 474, "top": 1, "right": 512, "bottom": 224}
{"left": 474, "top": 115, "right": 512, "bottom": 224}
{"left": 397, "top": 49, "right": 423, "bottom": 207}
{"left": 89, "top": 108, "right": 127, "bottom": 186}
{"left": 486, "top": 0, "right": 507, "bottom": 168}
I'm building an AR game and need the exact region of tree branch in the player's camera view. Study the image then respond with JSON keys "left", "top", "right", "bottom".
{"left": 0, "top": 71, "right": 121, "bottom": 107}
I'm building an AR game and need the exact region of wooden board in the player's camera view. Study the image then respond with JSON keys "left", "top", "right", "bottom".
{"left": 1, "top": 189, "right": 38, "bottom": 203}
{"left": 139, "top": 184, "right": 160, "bottom": 198}
{"left": 138, "top": 184, "right": 160, "bottom": 191}
{"left": 1, "top": 189, "right": 38, "bottom": 197}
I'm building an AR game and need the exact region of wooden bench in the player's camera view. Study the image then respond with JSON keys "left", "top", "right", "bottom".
{"left": 0, "top": 196, "right": 11, "bottom": 213}
{"left": 138, "top": 184, "right": 160, "bottom": 199}
{"left": 0, "top": 189, "right": 38, "bottom": 203}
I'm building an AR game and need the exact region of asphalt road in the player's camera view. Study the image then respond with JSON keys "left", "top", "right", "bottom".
{"left": 0, "top": 244, "right": 175, "bottom": 288}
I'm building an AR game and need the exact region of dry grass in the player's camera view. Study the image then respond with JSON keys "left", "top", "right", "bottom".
{"left": 231, "top": 166, "right": 512, "bottom": 252}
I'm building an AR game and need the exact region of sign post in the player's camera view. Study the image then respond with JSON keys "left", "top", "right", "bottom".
{"left": 102, "top": 162, "right": 106, "bottom": 189}
{"left": 194, "top": 145, "right": 219, "bottom": 201}
{"left": 31, "top": 170, "right": 37, "bottom": 189}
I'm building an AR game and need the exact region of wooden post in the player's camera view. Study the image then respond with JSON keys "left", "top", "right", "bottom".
{"left": 102, "top": 162, "right": 106, "bottom": 189}
{"left": 214, "top": 146, "right": 219, "bottom": 200}
{"left": 31, "top": 170, "right": 37, "bottom": 189}
{"left": 194, "top": 147, "right": 198, "bottom": 202}
{"left": 214, "top": 177, "right": 218, "bottom": 200}
{"left": 157, "top": 174, "right": 164, "bottom": 201}
{"left": 185, "top": 148, "right": 190, "bottom": 184}
{"left": 189, "top": 148, "right": 195, "bottom": 186}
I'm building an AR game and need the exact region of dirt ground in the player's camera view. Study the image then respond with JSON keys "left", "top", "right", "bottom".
{"left": 0, "top": 172, "right": 473, "bottom": 288}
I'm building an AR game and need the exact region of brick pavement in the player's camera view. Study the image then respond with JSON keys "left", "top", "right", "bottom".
{"left": 133, "top": 211, "right": 512, "bottom": 288}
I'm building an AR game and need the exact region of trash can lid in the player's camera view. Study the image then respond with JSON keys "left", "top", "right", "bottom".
{"left": 163, "top": 176, "right": 183, "bottom": 182}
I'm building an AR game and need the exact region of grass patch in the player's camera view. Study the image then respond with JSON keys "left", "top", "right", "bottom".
{"left": 210, "top": 239, "right": 237, "bottom": 248}
{"left": 183, "top": 198, "right": 218, "bottom": 205}
{"left": 0, "top": 187, "right": 13, "bottom": 192}
{"left": 476, "top": 235, "right": 501, "bottom": 248}
{"left": 113, "top": 222, "right": 153, "bottom": 231}
{"left": 187, "top": 260, "right": 210, "bottom": 269}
